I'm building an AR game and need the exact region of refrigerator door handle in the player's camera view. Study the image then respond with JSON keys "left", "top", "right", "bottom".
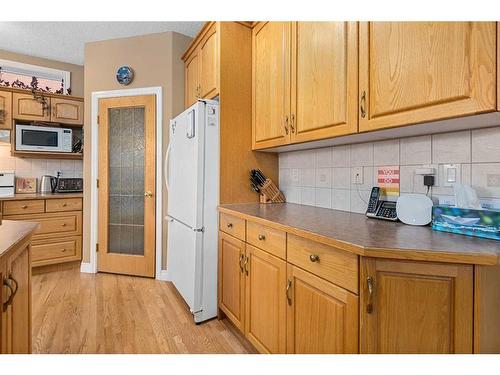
{"left": 164, "top": 142, "right": 171, "bottom": 192}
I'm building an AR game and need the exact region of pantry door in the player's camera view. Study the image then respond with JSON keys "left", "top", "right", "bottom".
{"left": 97, "top": 95, "right": 156, "bottom": 277}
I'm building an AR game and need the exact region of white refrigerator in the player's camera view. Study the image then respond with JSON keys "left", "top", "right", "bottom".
{"left": 165, "top": 100, "right": 219, "bottom": 323}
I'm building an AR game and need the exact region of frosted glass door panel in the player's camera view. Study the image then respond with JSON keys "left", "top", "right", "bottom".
{"left": 108, "top": 107, "right": 145, "bottom": 255}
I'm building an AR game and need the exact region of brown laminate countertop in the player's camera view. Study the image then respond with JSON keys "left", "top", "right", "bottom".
{"left": 0, "top": 192, "right": 83, "bottom": 201}
{"left": 0, "top": 220, "right": 39, "bottom": 260}
{"left": 219, "top": 203, "right": 500, "bottom": 265}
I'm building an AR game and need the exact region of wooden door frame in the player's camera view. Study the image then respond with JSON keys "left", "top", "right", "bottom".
{"left": 84, "top": 87, "right": 165, "bottom": 280}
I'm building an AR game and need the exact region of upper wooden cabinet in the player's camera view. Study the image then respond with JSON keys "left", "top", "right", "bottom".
{"left": 252, "top": 22, "right": 291, "bottom": 149}
{"left": 0, "top": 90, "right": 13, "bottom": 130}
{"left": 183, "top": 22, "right": 219, "bottom": 107}
{"left": 51, "top": 97, "right": 84, "bottom": 125}
{"left": 360, "top": 258, "right": 473, "bottom": 354}
{"left": 290, "top": 22, "right": 358, "bottom": 143}
{"left": 359, "top": 22, "right": 497, "bottom": 132}
{"left": 12, "top": 92, "right": 50, "bottom": 122}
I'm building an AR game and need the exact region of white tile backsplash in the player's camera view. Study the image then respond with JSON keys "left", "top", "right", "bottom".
{"left": 0, "top": 144, "right": 82, "bottom": 187}
{"left": 279, "top": 126, "right": 500, "bottom": 213}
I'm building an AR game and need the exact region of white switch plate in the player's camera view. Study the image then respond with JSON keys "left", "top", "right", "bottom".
{"left": 351, "top": 167, "right": 363, "bottom": 185}
{"left": 442, "top": 164, "right": 460, "bottom": 187}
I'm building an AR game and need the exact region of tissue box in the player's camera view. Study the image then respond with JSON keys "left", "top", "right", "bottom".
{"left": 432, "top": 205, "right": 500, "bottom": 241}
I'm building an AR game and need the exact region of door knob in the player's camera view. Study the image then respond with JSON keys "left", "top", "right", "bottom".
{"left": 144, "top": 191, "right": 153, "bottom": 198}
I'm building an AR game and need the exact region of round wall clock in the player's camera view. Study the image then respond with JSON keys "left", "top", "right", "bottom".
{"left": 116, "top": 66, "right": 134, "bottom": 85}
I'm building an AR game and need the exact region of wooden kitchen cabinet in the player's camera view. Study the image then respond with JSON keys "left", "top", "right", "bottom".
{"left": 185, "top": 53, "right": 200, "bottom": 107}
{"left": 183, "top": 22, "right": 219, "bottom": 107}
{"left": 359, "top": 22, "right": 496, "bottom": 132}
{"left": 1, "top": 241, "right": 31, "bottom": 354}
{"left": 0, "top": 90, "right": 13, "bottom": 130}
{"left": 252, "top": 22, "right": 291, "bottom": 149}
{"left": 290, "top": 22, "right": 358, "bottom": 143}
{"left": 244, "top": 244, "right": 287, "bottom": 354}
{"left": 286, "top": 264, "right": 358, "bottom": 354}
{"left": 51, "top": 97, "right": 84, "bottom": 125}
{"left": 12, "top": 92, "right": 51, "bottom": 122}
{"left": 360, "top": 258, "right": 473, "bottom": 354}
{"left": 218, "top": 231, "right": 246, "bottom": 331}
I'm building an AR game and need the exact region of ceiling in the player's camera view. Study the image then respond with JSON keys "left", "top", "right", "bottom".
{"left": 0, "top": 22, "right": 204, "bottom": 65}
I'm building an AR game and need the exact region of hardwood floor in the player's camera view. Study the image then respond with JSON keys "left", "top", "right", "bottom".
{"left": 32, "top": 267, "right": 256, "bottom": 354}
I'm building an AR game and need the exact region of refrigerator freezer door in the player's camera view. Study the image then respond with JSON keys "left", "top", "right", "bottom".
{"left": 166, "top": 102, "right": 205, "bottom": 229}
{"left": 166, "top": 217, "right": 203, "bottom": 313}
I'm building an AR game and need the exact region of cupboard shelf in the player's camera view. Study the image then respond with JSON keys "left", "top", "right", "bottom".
{"left": 10, "top": 150, "right": 83, "bottom": 160}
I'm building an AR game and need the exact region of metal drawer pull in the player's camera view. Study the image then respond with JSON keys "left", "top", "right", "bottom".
{"left": 62, "top": 248, "right": 67, "bottom": 252}
{"left": 62, "top": 223, "right": 67, "bottom": 227}
{"left": 62, "top": 202, "right": 67, "bottom": 207}
{"left": 258, "top": 234, "right": 265, "bottom": 241}
{"left": 227, "top": 223, "right": 233, "bottom": 229}
{"left": 2, "top": 277, "right": 14, "bottom": 310}
{"left": 239, "top": 253, "right": 245, "bottom": 273}
{"left": 309, "top": 254, "right": 320, "bottom": 263}
{"left": 21, "top": 205, "right": 28, "bottom": 209}
{"left": 286, "top": 279, "right": 292, "bottom": 305}
{"left": 366, "top": 276, "right": 375, "bottom": 314}
{"left": 243, "top": 256, "right": 249, "bottom": 276}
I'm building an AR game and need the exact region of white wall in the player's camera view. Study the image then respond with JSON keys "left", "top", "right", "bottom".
{"left": 279, "top": 126, "right": 500, "bottom": 213}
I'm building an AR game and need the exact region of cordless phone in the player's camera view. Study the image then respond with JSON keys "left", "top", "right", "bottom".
{"left": 366, "top": 187, "right": 398, "bottom": 221}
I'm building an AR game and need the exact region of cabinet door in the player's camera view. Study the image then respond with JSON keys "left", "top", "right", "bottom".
{"left": 290, "top": 22, "right": 358, "bottom": 143}
{"left": 359, "top": 22, "right": 496, "bottom": 132}
{"left": 51, "top": 97, "right": 84, "bottom": 125}
{"left": 245, "top": 245, "right": 286, "bottom": 353}
{"left": 3, "top": 243, "right": 31, "bottom": 354}
{"left": 252, "top": 22, "right": 291, "bottom": 149}
{"left": 0, "top": 261, "right": 7, "bottom": 354}
{"left": 12, "top": 92, "right": 51, "bottom": 122}
{"left": 360, "top": 258, "right": 473, "bottom": 354}
{"left": 0, "top": 90, "right": 12, "bottom": 130}
{"left": 185, "top": 53, "right": 200, "bottom": 108}
{"left": 286, "top": 264, "right": 358, "bottom": 353}
{"left": 218, "top": 231, "right": 246, "bottom": 331}
{"left": 200, "top": 24, "right": 218, "bottom": 99}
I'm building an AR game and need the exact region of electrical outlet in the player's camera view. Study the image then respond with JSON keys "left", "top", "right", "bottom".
{"left": 351, "top": 167, "right": 363, "bottom": 185}
{"left": 487, "top": 174, "right": 500, "bottom": 187}
{"left": 480, "top": 199, "right": 500, "bottom": 210}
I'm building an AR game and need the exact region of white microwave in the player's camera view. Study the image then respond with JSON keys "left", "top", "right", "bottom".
{"left": 16, "top": 124, "right": 72, "bottom": 153}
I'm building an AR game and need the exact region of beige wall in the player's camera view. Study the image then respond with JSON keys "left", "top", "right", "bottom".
{"left": 0, "top": 48, "right": 84, "bottom": 97}
{"left": 82, "top": 32, "right": 191, "bottom": 269}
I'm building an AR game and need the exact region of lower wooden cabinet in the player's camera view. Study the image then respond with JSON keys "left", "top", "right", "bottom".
{"left": 360, "top": 258, "right": 473, "bottom": 354}
{"left": 218, "top": 232, "right": 246, "bottom": 331}
{"left": 245, "top": 245, "right": 287, "bottom": 354}
{"left": 1, "top": 240, "right": 31, "bottom": 354}
{"left": 286, "top": 264, "right": 358, "bottom": 354}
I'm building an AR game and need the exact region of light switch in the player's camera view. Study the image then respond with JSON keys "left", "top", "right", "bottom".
{"left": 442, "top": 164, "right": 460, "bottom": 187}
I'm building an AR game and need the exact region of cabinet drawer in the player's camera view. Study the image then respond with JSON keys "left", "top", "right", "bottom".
{"left": 219, "top": 212, "right": 246, "bottom": 240}
{"left": 31, "top": 236, "right": 80, "bottom": 264}
{"left": 287, "top": 234, "right": 359, "bottom": 294}
{"left": 3, "top": 211, "right": 82, "bottom": 240}
{"left": 2, "top": 200, "right": 44, "bottom": 215}
{"left": 246, "top": 221, "right": 286, "bottom": 260}
{"left": 46, "top": 198, "right": 83, "bottom": 212}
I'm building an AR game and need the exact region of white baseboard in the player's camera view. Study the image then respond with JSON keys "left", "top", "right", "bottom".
{"left": 80, "top": 262, "right": 96, "bottom": 274}
{"left": 156, "top": 270, "right": 169, "bottom": 281}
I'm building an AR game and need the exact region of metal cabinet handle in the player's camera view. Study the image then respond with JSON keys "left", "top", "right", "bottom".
{"left": 366, "top": 276, "right": 375, "bottom": 314}
{"left": 239, "top": 253, "right": 245, "bottom": 273}
{"left": 309, "top": 254, "right": 320, "bottom": 263}
{"left": 286, "top": 279, "right": 292, "bottom": 305}
{"left": 144, "top": 191, "right": 153, "bottom": 198}
{"left": 2, "top": 276, "right": 14, "bottom": 311}
{"left": 62, "top": 202, "right": 67, "bottom": 207}
{"left": 62, "top": 248, "right": 67, "bottom": 252}
{"left": 258, "top": 234, "right": 265, "bottom": 241}
{"left": 62, "top": 223, "right": 67, "bottom": 227}
{"left": 360, "top": 90, "right": 367, "bottom": 118}
{"left": 227, "top": 223, "right": 233, "bottom": 229}
{"left": 243, "top": 256, "right": 249, "bottom": 276}
{"left": 284, "top": 115, "right": 289, "bottom": 135}
{"left": 21, "top": 205, "right": 28, "bottom": 209}
{"left": 290, "top": 114, "right": 295, "bottom": 134}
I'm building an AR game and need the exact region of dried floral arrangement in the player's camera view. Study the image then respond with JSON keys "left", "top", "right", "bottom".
{"left": 0, "top": 67, "right": 71, "bottom": 95}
